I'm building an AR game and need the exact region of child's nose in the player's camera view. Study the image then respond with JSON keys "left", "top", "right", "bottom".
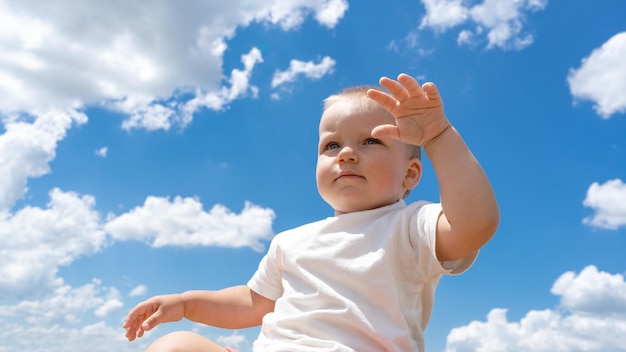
{"left": 337, "top": 146, "right": 358, "bottom": 163}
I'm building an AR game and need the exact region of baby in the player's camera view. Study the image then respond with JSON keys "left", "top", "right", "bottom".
{"left": 124, "top": 73, "right": 499, "bottom": 351}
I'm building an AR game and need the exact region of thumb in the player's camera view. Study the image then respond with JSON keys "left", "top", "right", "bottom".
{"left": 371, "top": 124, "right": 400, "bottom": 140}
{"left": 142, "top": 310, "right": 164, "bottom": 331}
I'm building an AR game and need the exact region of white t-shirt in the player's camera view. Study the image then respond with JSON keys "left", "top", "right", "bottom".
{"left": 247, "top": 200, "right": 476, "bottom": 351}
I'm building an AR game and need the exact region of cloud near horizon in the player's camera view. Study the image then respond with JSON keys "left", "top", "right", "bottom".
{"left": 445, "top": 265, "right": 626, "bottom": 352}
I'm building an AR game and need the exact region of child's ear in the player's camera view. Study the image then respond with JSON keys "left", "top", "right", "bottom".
{"left": 403, "top": 158, "right": 422, "bottom": 191}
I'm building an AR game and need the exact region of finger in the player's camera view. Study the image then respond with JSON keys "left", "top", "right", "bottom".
{"left": 371, "top": 124, "right": 400, "bottom": 140}
{"left": 125, "top": 323, "right": 140, "bottom": 341}
{"left": 123, "top": 303, "right": 154, "bottom": 340}
{"left": 137, "top": 325, "right": 146, "bottom": 338}
{"left": 397, "top": 74, "right": 424, "bottom": 97}
{"left": 141, "top": 309, "right": 164, "bottom": 331}
{"left": 123, "top": 306, "right": 148, "bottom": 330}
{"left": 124, "top": 317, "right": 144, "bottom": 341}
{"left": 421, "top": 82, "right": 441, "bottom": 101}
{"left": 378, "top": 76, "right": 411, "bottom": 102}
{"left": 367, "top": 88, "right": 398, "bottom": 112}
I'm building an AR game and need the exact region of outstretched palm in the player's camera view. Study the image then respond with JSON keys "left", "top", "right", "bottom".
{"left": 367, "top": 73, "right": 450, "bottom": 147}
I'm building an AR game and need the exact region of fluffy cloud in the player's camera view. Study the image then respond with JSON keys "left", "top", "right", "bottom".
{"left": 0, "top": 188, "right": 104, "bottom": 299}
{"left": 582, "top": 179, "right": 626, "bottom": 230}
{"left": 568, "top": 32, "right": 626, "bottom": 118}
{"left": 173, "top": 47, "right": 264, "bottom": 128}
{"left": 0, "top": 280, "right": 139, "bottom": 352}
{"left": 0, "top": 111, "right": 86, "bottom": 211}
{"left": 419, "top": 0, "right": 469, "bottom": 31}
{"left": 105, "top": 197, "right": 275, "bottom": 252}
{"left": 0, "top": 321, "right": 147, "bottom": 352}
{"left": 419, "top": 0, "right": 547, "bottom": 50}
{"left": 271, "top": 56, "right": 337, "bottom": 89}
{"left": 0, "top": 189, "right": 275, "bottom": 347}
{"left": 0, "top": 280, "right": 120, "bottom": 324}
{"left": 446, "top": 266, "right": 626, "bottom": 352}
{"left": 0, "top": 0, "right": 347, "bottom": 130}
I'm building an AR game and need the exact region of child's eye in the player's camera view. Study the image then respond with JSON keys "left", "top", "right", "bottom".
{"left": 365, "top": 138, "right": 381, "bottom": 145}
{"left": 326, "top": 142, "right": 340, "bottom": 150}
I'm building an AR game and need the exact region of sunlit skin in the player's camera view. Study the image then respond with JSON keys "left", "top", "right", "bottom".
{"left": 316, "top": 101, "right": 421, "bottom": 215}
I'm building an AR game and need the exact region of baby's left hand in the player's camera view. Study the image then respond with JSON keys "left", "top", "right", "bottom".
{"left": 367, "top": 73, "right": 451, "bottom": 147}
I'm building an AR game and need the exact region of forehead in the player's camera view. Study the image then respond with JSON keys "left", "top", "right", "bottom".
{"left": 319, "top": 98, "right": 394, "bottom": 133}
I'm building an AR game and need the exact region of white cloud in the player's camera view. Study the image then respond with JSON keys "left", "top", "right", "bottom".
{"left": 173, "top": 47, "right": 264, "bottom": 129}
{"left": 0, "top": 278, "right": 183, "bottom": 351}
{"left": 457, "top": 29, "right": 476, "bottom": 46}
{"left": 120, "top": 47, "right": 264, "bottom": 131}
{"left": 568, "top": 32, "right": 626, "bottom": 118}
{"left": 419, "top": 0, "right": 547, "bottom": 50}
{"left": 0, "top": 280, "right": 117, "bottom": 324}
{"left": 0, "top": 188, "right": 105, "bottom": 299}
{"left": 552, "top": 266, "right": 626, "bottom": 317}
{"left": 271, "top": 56, "right": 336, "bottom": 88}
{"left": 582, "top": 178, "right": 626, "bottom": 230}
{"left": 94, "top": 298, "right": 124, "bottom": 318}
{"left": 0, "top": 321, "right": 149, "bottom": 352}
{"left": 446, "top": 266, "right": 626, "bottom": 352}
{"left": 129, "top": 285, "right": 148, "bottom": 297}
{"left": 105, "top": 197, "right": 275, "bottom": 252}
{"left": 0, "top": 0, "right": 347, "bottom": 130}
{"left": 254, "top": 0, "right": 348, "bottom": 30}
{"left": 95, "top": 146, "right": 108, "bottom": 157}
{"left": 0, "top": 111, "right": 86, "bottom": 212}
{"left": 313, "top": 0, "right": 349, "bottom": 28}
{"left": 216, "top": 332, "right": 249, "bottom": 350}
{"left": 420, "top": 0, "right": 469, "bottom": 31}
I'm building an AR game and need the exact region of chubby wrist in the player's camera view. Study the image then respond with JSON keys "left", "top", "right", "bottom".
{"left": 179, "top": 292, "right": 191, "bottom": 319}
{"left": 423, "top": 123, "right": 453, "bottom": 149}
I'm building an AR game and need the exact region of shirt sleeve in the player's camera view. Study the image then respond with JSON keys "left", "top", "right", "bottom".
{"left": 247, "top": 235, "right": 284, "bottom": 301}
{"left": 413, "top": 202, "right": 477, "bottom": 277}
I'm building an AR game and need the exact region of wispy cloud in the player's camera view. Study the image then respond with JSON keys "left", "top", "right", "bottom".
{"left": 129, "top": 285, "right": 147, "bottom": 297}
{"left": 95, "top": 146, "right": 108, "bottom": 157}
{"left": 271, "top": 56, "right": 336, "bottom": 89}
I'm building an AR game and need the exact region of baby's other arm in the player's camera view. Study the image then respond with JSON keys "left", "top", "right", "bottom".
{"left": 368, "top": 74, "right": 499, "bottom": 261}
{"left": 124, "top": 285, "right": 275, "bottom": 341}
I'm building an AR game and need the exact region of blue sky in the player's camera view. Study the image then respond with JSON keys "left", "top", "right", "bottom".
{"left": 1, "top": 0, "right": 625, "bottom": 351}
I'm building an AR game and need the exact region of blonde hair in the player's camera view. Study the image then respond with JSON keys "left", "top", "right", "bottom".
{"left": 323, "top": 86, "right": 421, "bottom": 160}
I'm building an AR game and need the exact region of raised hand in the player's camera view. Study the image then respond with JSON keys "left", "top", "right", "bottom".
{"left": 367, "top": 73, "right": 451, "bottom": 147}
{"left": 123, "top": 294, "right": 185, "bottom": 341}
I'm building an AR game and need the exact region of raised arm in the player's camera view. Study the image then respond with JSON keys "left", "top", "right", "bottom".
{"left": 367, "top": 73, "right": 499, "bottom": 261}
{"left": 124, "top": 285, "right": 275, "bottom": 341}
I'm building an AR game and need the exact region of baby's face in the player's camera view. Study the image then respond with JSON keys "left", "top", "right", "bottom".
{"left": 316, "top": 100, "right": 416, "bottom": 215}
